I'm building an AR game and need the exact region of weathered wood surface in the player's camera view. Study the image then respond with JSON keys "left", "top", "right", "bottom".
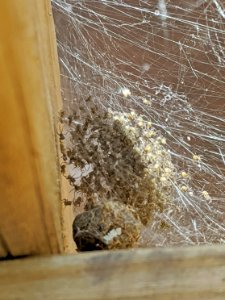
{"left": 0, "top": 245, "right": 225, "bottom": 299}
{"left": 0, "top": 0, "right": 63, "bottom": 257}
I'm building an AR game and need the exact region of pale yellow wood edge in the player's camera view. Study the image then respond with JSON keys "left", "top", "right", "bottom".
{"left": 0, "top": 0, "right": 63, "bottom": 257}
{"left": 0, "top": 245, "right": 225, "bottom": 300}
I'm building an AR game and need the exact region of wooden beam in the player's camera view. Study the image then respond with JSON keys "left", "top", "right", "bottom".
{"left": 0, "top": 245, "right": 225, "bottom": 299}
{"left": 0, "top": 241, "right": 7, "bottom": 258}
{"left": 0, "top": 0, "right": 63, "bottom": 257}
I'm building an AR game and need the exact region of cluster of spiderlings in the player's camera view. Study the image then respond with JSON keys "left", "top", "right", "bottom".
{"left": 61, "top": 105, "right": 184, "bottom": 227}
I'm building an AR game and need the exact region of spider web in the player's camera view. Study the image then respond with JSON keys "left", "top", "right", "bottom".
{"left": 52, "top": 0, "right": 225, "bottom": 247}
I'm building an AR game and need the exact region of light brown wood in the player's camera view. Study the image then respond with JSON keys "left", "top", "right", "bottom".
{"left": 0, "top": 241, "right": 7, "bottom": 258}
{"left": 0, "top": 0, "right": 63, "bottom": 257}
{"left": 0, "top": 245, "right": 225, "bottom": 299}
{"left": 61, "top": 177, "right": 77, "bottom": 254}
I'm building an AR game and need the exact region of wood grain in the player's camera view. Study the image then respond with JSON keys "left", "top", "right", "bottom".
{"left": 0, "top": 245, "right": 225, "bottom": 299}
{"left": 0, "top": 240, "right": 7, "bottom": 258}
{"left": 0, "top": 0, "right": 63, "bottom": 257}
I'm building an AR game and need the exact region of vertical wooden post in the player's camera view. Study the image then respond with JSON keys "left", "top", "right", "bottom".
{"left": 0, "top": 0, "right": 63, "bottom": 257}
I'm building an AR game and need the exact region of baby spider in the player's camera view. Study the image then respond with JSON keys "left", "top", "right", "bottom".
{"left": 192, "top": 154, "right": 202, "bottom": 161}
{"left": 58, "top": 126, "right": 68, "bottom": 141}
{"left": 59, "top": 110, "right": 65, "bottom": 123}
{"left": 60, "top": 164, "right": 67, "bottom": 175}
{"left": 74, "top": 196, "right": 83, "bottom": 207}
{"left": 60, "top": 141, "right": 68, "bottom": 162}
{"left": 181, "top": 171, "right": 188, "bottom": 178}
{"left": 67, "top": 175, "right": 76, "bottom": 186}
{"left": 180, "top": 185, "right": 188, "bottom": 192}
{"left": 62, "top": 199, "right": 72, "bottom": 206}
{"left": 201, "top": 190, "right": 211, "bottom": 200}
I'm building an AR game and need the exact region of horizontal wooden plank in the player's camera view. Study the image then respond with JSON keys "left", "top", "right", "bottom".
{"left": 0, "top": 0, "right": 62, "bottom": 257}
{"left": 0, "top": 245, "right": 225, "bottom": 299}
